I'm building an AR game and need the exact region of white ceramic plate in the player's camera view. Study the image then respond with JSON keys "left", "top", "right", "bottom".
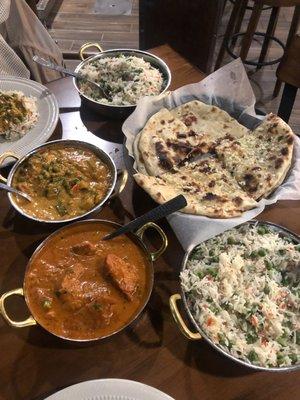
{"left": 44, "top": 379, "right": 174, "bottom": 400}
{"left": 0, "top": 76, "right": 59, "bottom": 166}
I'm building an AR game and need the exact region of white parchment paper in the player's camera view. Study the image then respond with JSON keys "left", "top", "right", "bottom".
{"left": 123, "top": 58, "right": 300, "bottom": 250}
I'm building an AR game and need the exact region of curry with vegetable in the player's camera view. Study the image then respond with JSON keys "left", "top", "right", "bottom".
{"left": 24, "top": 222, "right": 151, "bottom": 340}
{"left": 12, "top": 145, "right": 112, "bottom": 220}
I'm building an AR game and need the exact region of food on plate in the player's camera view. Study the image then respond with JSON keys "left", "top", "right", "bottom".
{"left": 133, "top": 101, "right": 295, "bottom": 217}
{"left": 24, "top": 222, "right": 150, "bottom": 340}
{"left": 79, "top": 54, "right": 163, "bottom": 106}
{"left": 12, "top": 145, "right": 112, "bottom": 220}
{"left": 137, "top": 108, "right": 197, "bottom": 176}
{"left": 134, "top": 158, "right": 257, "bottom": 218}
{"left": 181, "top": 223, "right": 300, "bottom": 368}
{"left": 215, "top": 113, "right": 294, "bottom": 199}
{"left": 170, "top": 100, "right": 248, "bottom": 153}
{"left": 135, "top": 104, "right": 248, "bottom": 177}
{"left": 0, "top": 90, "right": 38, "bottom": 141}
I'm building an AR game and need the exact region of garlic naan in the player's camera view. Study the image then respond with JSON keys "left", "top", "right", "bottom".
{"left": 134, "top": 158, "right": 257, "bottom": 218}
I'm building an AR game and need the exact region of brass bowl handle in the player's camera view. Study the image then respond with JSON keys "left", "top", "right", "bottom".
{"left": 136, "top": 222, "right": 168, "bottom": 262}
{"left": 79, "top": 42, "right": 104, "bottom": 61}
{"left": 110, "top": 169, "right": 128, "bottom": 199}
{"left": 169, "top": 294, "right": 201, "bottom": 340}
{"left": 0, "top": 288, "right": 37, "bottom": 328}
{"left": 0, "top": 152, "right": 20, "bottom": 183}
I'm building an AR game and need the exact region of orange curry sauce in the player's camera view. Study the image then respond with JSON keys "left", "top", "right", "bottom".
{"left": 24, "top": 222, "right": 151, "bottom": 340}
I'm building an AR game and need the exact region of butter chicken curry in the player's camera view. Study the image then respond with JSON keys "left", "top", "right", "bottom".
{"left": 24, "top": 222, "right": 151, "bottom": 340}
{"left": 12, "top": 145, "right": 112, "bottom": 220}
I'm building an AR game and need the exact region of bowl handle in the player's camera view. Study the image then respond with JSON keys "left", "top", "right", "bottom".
{"left": 0, "top": 288, "right": 37, "bottom": 328}
{"left": 109, "top": 169, "right": 128, "bottom": 199}
{"left": 169, "top": 294, "right": 201, "bottom": 340}
{"left": 79, "top": 42, "right": 104, "bottom": 61}
{"left": 136, "top": 222, "right": 168, "bottom": 262}
{"left": 0, "top": 152, "right": 20, "bottom": 183}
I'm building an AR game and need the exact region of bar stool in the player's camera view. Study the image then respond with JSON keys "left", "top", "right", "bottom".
{"left": 277, "top": 34, "right": 300, "bottom": 123}
{"left": 215, "top": 0, "right": 300, "bottom": 72}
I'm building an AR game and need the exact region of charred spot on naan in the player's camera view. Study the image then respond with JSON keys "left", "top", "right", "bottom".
{"left": 183, "top": 113, "right": 198, "bottom": 127}
{"left": 155, "top": 142, "right": 173, "bottom": 171}
{"left": 243, "top": 173, "right": 259, "bottom": 194}
{"left": 275, "top": 157, "right": 284, "bottom": 169}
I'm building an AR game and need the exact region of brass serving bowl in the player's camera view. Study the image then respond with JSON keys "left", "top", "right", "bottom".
{"left": 73, "top": 42, "right": 172, "bottom": 119}
{"left": 0, "top": 219, "right": 168, "bottom": 342}
{"left": 0, "top": 139, "right": 128, "bottom": 224}
{"left": 170, "top": 220, "right": 300, "bottom": 372}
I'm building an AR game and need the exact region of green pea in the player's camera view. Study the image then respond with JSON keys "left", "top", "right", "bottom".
{"left": 289, "top": 354, "right": 298, "bottom": 364}
{"left": 246, "top": 332, "right": 258, "bottom": 344}
{"left": 227, "top": 237, "right": 235, "bottom": 245}
{"left": 248, "top": 350, "right": 259, "bottom": 362}
{"left": 277, "top": 354, "right": 285, "bottom": 365}
{"left": 257, "top": 226, "right": 268, "bottom": 235}
{"left": 258, "top": 248, "right": 267, "bottom": 257}
{"left": 264, "top": 260, "right": 272, "bottom": 270}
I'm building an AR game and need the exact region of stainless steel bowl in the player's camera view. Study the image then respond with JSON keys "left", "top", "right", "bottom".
{"left": 0, "top": 139, "right": 128, "bottom": 224}
{"left": 170, "top": 220, "right": 300, "bottom": 372}
{"left": 73, "top": 42, "right": 172, "bottom": 119}
{"left": 0, "top": 219, "right": 168, "bottom": 342}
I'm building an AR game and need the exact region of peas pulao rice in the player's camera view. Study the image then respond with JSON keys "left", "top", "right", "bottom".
{"left": 181, "top": 223, "right": 300, "bottom": 368}
{"left": 79, "top": 54, "right": 164, "bottom": 106}
{"left": 0, "top": 90, "right": 38, "bottom": 141}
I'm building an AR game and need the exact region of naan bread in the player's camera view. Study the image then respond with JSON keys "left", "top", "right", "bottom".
{"left": 170, "top": 100, "right": 249, "bottom": 152}
{"left": 133, "top": 131, "right": 148, "bottom": 175}
{"left": 138, "top": 108, "right": 203, "bottom": 176}
{"left": 134, "top": 158, "right": 257, "bottom": 218}
{"left": 215, "top": 114, "right": 294, "bottom": 200}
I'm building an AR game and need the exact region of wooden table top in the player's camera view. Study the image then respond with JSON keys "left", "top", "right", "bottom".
{"left": 0, "top": 44, "right": 299, "bottom": 400}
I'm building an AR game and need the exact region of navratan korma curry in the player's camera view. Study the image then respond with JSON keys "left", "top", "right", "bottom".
{"left": 12, "top": 145, "right": 112, "bottom": 220}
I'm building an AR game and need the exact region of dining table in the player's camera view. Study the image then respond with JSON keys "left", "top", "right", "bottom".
{"left": 0, "top": 44, "right": 299, "bottom": 400}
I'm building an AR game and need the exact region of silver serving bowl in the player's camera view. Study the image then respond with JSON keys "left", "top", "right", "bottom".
{"left": 170, "top": 220, "right": 300, "bottom": 372}
{"left": 0, "top": 139, "right": 128, "bottom": 224}
{"left": 73, "top": 42, "right": 172, "bottom": 119}
{"left": 0, "top": 219, "right": 168, "bottom": 342}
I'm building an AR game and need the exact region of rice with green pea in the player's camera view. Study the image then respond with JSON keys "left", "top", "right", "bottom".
{"left": 181, "top": 223, "right": 300, "bottom": 368}
{"left": 79, "top": 54, "right": 164, "bottom": 106}
{"left": 0, "top": 90, "right": 38, "bottom": 141}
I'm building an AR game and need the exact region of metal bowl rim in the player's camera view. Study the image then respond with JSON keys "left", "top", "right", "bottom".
{"left": 22, "top": 218, "right": 155, "bottom": 342}
{"left": 6, "top": 139, "right": 117, "bottom": 224}
{"left": 179, "top": 219, "right": 300, "bottom": 372}
{"left": 73, "top": 48, "right": 172, "bottom": 108}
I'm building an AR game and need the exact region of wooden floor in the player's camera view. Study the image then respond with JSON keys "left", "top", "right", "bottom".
{"left": 48, "top": 0, "right": 139, "bottom": 54}
{"left": 48, "top": 0, "right": 299, "bottom": 134}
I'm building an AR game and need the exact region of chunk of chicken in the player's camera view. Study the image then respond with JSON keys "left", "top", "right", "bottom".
{"left": 60, "top": 263, "right": 114, "bottom": 324}
{"left": 71, "top": 241, "right": 96, "bottom": 256}
{"left": 104, "top": 254, "right": 139, "bottom": 301}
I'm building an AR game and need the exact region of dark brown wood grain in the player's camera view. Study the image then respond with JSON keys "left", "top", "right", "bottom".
{"left": 277, "top": 34, "right": 300, "bottom": 88}
{"left": 139, "top": 0, "right": 224, "bottom": 73}
{"left": 0, "top": 45, "right": 299, "bottom": 400}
